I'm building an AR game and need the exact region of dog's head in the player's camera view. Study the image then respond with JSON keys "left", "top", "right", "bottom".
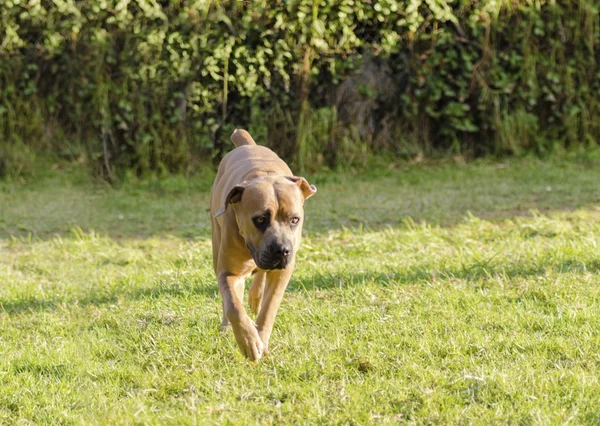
{"left": 215, "top": 176, "right": 316, "bottom": 270}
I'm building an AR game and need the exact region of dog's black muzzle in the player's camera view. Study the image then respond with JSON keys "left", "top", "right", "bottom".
{"left": 249, "top": 242, "right": 292, "bottom": 270}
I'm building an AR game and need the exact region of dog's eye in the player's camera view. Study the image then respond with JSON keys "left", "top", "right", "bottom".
{"left": 291, "top": 217, "right": 300, "bottom": 225}
{"left": 253, "top": 215, "right": 268, "bottom": 229}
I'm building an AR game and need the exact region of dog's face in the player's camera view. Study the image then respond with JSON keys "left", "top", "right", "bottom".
{"left": 217, "top": 176, "right": 316, "bottom": 270}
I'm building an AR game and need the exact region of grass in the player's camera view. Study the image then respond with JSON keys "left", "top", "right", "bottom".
{"left": 1, "top": 154, "right": 600, "bottom": 424}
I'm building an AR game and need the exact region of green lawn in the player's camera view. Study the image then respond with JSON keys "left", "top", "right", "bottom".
{"left": 1, "top": 156, "right": 600, "bottom": 424}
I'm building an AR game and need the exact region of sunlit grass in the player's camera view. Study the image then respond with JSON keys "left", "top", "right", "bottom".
{"left": 1, "top": 157, "right": 600, "bottom": 423}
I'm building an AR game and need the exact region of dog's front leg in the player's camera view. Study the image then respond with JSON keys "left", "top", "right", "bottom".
{"left": 218, "top": 272, "right": 265, "bottom": 361}
{"left": 255, "top": 262, "right": 294, "bottom": 354}
{"left": 249, "top": 271, "right": 267, "bottom": 315}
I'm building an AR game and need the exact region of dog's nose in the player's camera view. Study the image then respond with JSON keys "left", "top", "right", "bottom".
{"left": 261, "top": 242, "right": 293, "bottom": 270}
{"left": 276, "top": 244, "right": 291, "bottom": 258}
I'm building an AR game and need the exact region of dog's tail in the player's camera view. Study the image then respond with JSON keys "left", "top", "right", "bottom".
{"left": 231, "top": 129, "right": 257, "bottom": 147}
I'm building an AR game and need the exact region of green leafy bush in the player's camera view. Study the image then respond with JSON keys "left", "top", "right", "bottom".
{"left": 0, "top": 0, "right": 598, "bottom": 177}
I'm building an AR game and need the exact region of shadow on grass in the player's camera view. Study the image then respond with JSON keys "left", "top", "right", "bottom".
{"left": 0, "top": 282, "right": 219, "bottom": 315}
{"left": 3, "top": 258, "right": 599, "bottom": 316}
{"left": 288, "top": 258, "right": 600, "bottom": 292}
{"left": 2, "top": 158, "right": 600, "bottom": 239}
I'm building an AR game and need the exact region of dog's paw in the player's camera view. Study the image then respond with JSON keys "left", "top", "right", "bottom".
{"left": 257, "top": 329, "right": 271, "bottom": 356}
{"left": 232, "top": 321, "right": 265, "bottom": 362}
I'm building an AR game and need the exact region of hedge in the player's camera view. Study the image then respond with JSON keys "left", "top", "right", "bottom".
{"left": 0, "top": 0, "right": 598, "bottom": 177}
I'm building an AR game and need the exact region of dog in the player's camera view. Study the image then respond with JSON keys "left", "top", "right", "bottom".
{"left": 210, "top": 129, "right": 316, "bottom": 361}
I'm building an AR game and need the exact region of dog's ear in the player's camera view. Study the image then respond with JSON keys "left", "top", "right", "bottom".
{"left": 286, "top": 176, "right": 317, "bottom": 201}
{"left": 214, "top": 185, "right": 245, "bottom": 217}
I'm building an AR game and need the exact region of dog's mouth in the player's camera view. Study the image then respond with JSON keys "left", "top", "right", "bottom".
{"left": 246, "top": 243, "right": 288, "bottom": 270}
{"left": 259, "top": 259, "right": 286, "bottom": 270}
{"left": 255, "top": 254, "right": 288, "bottom": 270}
{"left": 257, "top": 260, "right": 286, "bottom": 271}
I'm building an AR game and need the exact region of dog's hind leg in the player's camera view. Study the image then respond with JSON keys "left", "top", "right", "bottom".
{"left": 249, "top": 271, "right": 266, "bottom": 315}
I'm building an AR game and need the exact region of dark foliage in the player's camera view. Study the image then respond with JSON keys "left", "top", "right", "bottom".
{"left": 0, "top": 0, "right": 598, "bottom": 177}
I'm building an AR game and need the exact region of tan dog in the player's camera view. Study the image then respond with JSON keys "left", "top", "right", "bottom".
{"left": 210, "top": 129, "right": 316, "bottom": 361}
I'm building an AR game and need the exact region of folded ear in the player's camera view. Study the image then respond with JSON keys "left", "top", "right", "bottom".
{"left": 285, "top": 176, "right": 317, "bottom": 201}
{"left": 214, "top": 185, "right": 246, "bottom": 217}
